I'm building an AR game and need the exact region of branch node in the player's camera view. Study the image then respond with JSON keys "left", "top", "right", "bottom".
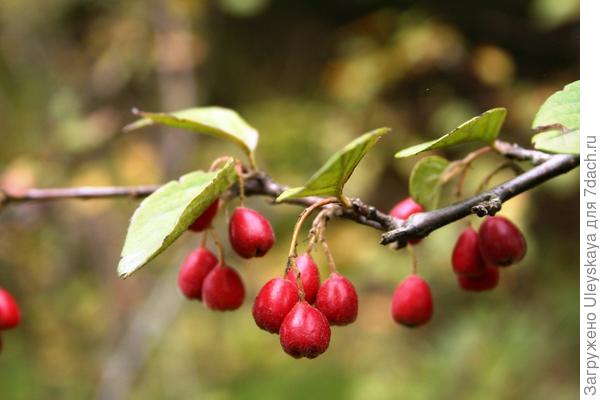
{"left": 470, "top": 195, "right": 502, "bottom": 217}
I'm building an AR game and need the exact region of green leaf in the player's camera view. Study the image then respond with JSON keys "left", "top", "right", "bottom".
{"left": 124, "top": 107, "right": 259, "bottom": 163}
{"left": 531, "top": 80, "right": 580, "bottom": 154}
{"left": 409, "top": 156, "right": 450, "bottom": 210}
{"left": 532, "top": 129, "right": 580, "bottom": 154}
{"left": 117, "top": 160, "right": 237, "bottom": 278}
{"left": 276, "top": 127, "right": 390, "bottom": 202}
{"left": 395, "top": 108, "right": 507, "bottom": 158}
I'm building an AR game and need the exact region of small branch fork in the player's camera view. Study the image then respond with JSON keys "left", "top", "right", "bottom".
{"left": 0, "top": 140, "right": 579, "bottom": 249}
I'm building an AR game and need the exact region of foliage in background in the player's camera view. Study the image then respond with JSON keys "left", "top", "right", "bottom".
{"left": 0, "top": 0, "right": 579, "bottom": 399}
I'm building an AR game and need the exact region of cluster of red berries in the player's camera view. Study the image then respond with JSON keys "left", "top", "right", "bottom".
{"left": 0, "top": 288, "right": 21, "bottom": 353}
{"left": 176, "top": 194, "right": 527, "bottom": 359}
{"left": 452, "top": 215, "right": 527, "bottom": 291}
{"left": 253, "top": 253, "right": 359, "bottom": 359}
{"left": 178, "top": 200, "right": 275, "bottom": 310}
{"left": 388, "top": 199, "right": 527, "bottom": 329}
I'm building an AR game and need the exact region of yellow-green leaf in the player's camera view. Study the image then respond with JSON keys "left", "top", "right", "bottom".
{"left": 124, "top": 107, "right": 259, "bottom": 162}
{"left": 409, "top": 156, "right": 450, "bottom": 210}
{"left": 118, "top": 160, "right": 236, "bottom": 278}
{"left": 531, "top": 80, "right": 579, "bottom": 154}
{"left": 276, "top": 127, "right": 390, "bottom": 202}
{"left": 395, "top": 108, "right": 507, "bottom": 158}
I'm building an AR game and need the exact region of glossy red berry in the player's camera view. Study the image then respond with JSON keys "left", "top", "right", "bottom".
{"left": 389, "top": 197, "right": 425, "bottom": 244}
{"left": 458, "top": 266, "right": 500, "bottom": 291}
{"left": 279, "top": 301, "right": 331, "bottom": 359}
{"left": 391, "top": 274, "right": 433, "bottom": 327}
{"left": 229, "top": 207, "right": 275, "bottom": 258}
{"left": 177, "top": 247, "right": 218, "bottom": 300}
{"left": 0, "top": 289, "right": 21, "bottom": 330}
{"left": 253, "top": 278, "right": 299, "bottom": 333}
{"left": 286, "top": 253, "right": 320, "bottom": 304}
{"left": 452, "top": 227, "right": 486, "bottom": 277}
{"left": 315, "top": 273, "right": 358, "bottom": 326}
{"left": 188, "top": 200, "right": 220, "bottom": 232}
{"left": 201, "top": 265, "right": 245, "bottom": 311}
{"left": 478, "top": 216, "right": 527, "bottom": 266}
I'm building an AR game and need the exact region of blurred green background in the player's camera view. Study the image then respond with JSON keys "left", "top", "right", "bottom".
{"left": 0, "top": 1, "right": 579, "bottom": 399}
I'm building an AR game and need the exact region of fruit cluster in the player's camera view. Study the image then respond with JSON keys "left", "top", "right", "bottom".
{"left": 253, "top": 252, "right": 359, "bottom": 359}
{"left": 452, "top": 215, "right": 527, "bottom": 291}
{"left": 176, "top": 193, "right": 527, "bottom": 359}
{"left": 178, "top": 200, "right": 275, "bottom": 310}
{"left": 0, "top": 288, "right": 21, "bottom": 353}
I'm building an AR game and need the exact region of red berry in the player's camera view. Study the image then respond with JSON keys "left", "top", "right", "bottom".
{"left": 0, "top": 289, "right": 21, "bottom": 330}
{"left": 229, "top": 207, "right": 275, "bottom": 258}
{"left": 188, "top": 200, "right": 220, "bottom": 232}
{"left": 177, "top": 247, "right": 218, "bottom": 300}
{"left": 315, "top": 273, "right": 358, "bottom": 326}
{"left": 253, "top": 278, "right": 299, "bottom": 333}
{"left": 452, "top": 227, "right": 486, "bottom": 277}
{"left": 458, "top": 266, "right": 500, "bottom": 291}
{"left": 391, "top": 274, "right": 433, "bottom": 327}
{"left": 478, "top": 216, "right": 527, "bottom": 266}
{"left": 286, "top": 253, "right": 320, "bottom": 304}
{"left": 279, "top": 301, "right": 331, "bottom": 359}
{"left": 389, "top": 197, "right": 425, "bottom": 244}
{"left": 201, "top": 265, "right": 245, "bottom": 311}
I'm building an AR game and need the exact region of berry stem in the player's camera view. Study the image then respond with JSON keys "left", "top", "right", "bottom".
{"left": 208, "top": 228, "right": 226, "bottom": 265}
{"left": 209, "top": 156, "right": 234, "bottom": 172}
{"left": 201, "top": 230, "right": 208, "bottom": 247}
{"left": 406, "top": 244, "right": 418, "bottom": 274}
{"left": 474, "top": 161, "right": 523, "bottom": 194}
{"left": 286, "top": 198, "right": 339, "bottom": 298}
{"left": 441, "top": 146, "right": 493, "bottom": 198}
{"left": 319, "top": 231, "right": 338, "bottom": 274}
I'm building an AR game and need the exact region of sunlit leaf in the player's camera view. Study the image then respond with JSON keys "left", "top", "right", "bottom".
{"left": 118, "top": 160, "right": 236, "bottom": 278}
{"left": 276, "top": 127, "right": 390, "bottom": 202}
{"left": 395, "top": 108, "right": 507, "bottom": 158}
{"left": 409, "top": 155, "right": 450, "bottom": 210}
{"left": 532, "top": 129, "right": 579, "bottom": 154}
{"left": 531, "top": 80, "right": 579, "bottom": 154}
{"left": 124, "top": 107, "right": 259, "bottom": 163}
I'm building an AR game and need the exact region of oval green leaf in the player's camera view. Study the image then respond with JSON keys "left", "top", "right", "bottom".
{"left": 409, "top": 155, "right": 450, "bottom": 210}
{"left": 395, "top": 108, "right": 507, "bottom": 158}
{"left": 531, "top": 80, "right": 580, "bottom": 154}
{"left": 276, "top": 127, "right": 390, "bottom": 202}
{"left": 123, "top": 107, "right": 259, "bottom": 163}
{"left": 117, "top": 160, "right": 237, "bottom": 278}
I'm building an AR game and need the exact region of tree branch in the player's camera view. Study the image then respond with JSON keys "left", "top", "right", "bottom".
{"left": 380, "top": 152, "right": 579, "bottom": 246}
{"left": 0, "top": 141, "right": 579, "bottom": 249}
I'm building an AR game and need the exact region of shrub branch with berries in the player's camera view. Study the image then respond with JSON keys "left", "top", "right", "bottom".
{"left": 0, "top": 81, "right": 580, "bottom": 358}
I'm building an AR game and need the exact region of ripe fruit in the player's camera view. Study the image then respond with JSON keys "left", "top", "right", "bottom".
{"left": 229, "top": 207, "right": 275, "bottom": 258}
{"left": 279, "top": 301, "right": 331, "bottom": 359}
{"left": 0, "top": 289, "right": 21, "bottom": 330}
{"left": 458, "top": 266, "right": 500, "bottom": 291}
{"left": 315, "top": 273, "right": 358, "bottom": 325}
{"left": 391, "top": 274, "right": 433, "bottom": 327}
{"left": 201, "top": 265, "right": 245, "bottom": 311}
{"left": 452, "top": 227, "right": 486, "bottom": 277}
{"left": 286, "top": 253, "right": 320, "bottom": 304}
{"left": 389, "top": 197, "right": 425, "bottom": 244}
{"left": 478, "top": 216, "right": 527, "bottom": 266}
{"left": 177, "top": 247, "right": 218, "bottom": 300}
{"left": 188, "top": 200, "right": 220, "bottom": 232}
{"left": 253, "top": 278, "right": 299, "bottom": 333}
{"left": 389, "top": 197, "right": 424, "bottom": 220}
